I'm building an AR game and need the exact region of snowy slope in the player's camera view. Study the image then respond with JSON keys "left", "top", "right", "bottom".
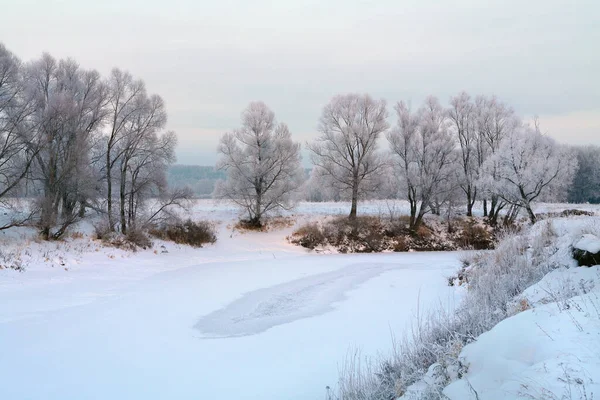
{"left": 441, "top": 219, "right": 600, "bottom": 400}
{"left": 444, "top": 267, "right": 600, "bottom": 400}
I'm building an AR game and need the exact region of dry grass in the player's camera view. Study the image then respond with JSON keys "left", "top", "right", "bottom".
{"left": 69, "top": 231, "right": 85, "bottom": 240}
{"left": 290, "top": 215, "right": 496, "bottom": 253}
{"left": 234, "top": 216, "right": 296, "bottom": 233}
{"left": 149, "top": 219, "right": 217, "bottom": 248}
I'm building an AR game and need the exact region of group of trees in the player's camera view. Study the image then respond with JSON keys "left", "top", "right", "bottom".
{"left": 217, "top": 93, "right": 579, "bottom": 229}
{"left": 0, "top": 43, "right": 180, "bottom": 239}
{"left": 167, "top": 165, "right": 225, "bottom": 198}
{"left": 0, "top": 41, "right": 587, "bottom": 236}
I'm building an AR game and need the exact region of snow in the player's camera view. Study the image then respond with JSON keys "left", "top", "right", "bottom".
{"left": 574, "top": 233, "right": 600, "bottom": 254}
{"left": 0, "top": 203, "right": 460, "bottom": 400}
{"left": 2, "top": 201, "right": 600, "bottom": 399}
{"left": 444, "top": 276, "right": 600, "bottom": 399}
{"left": 441, "top": 219, "right": 600, "bottom": 400}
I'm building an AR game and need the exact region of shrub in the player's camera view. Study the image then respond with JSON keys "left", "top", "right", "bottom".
{"left": 125, "top": 229, "right": 152, "bottom": 249}
{"left": 0, "top": 247, "right": 26, "bottom": 272}
{"left": 69, "top": 231, "right": 85, "bottom": 240}
{"left": 393, "top": 237, "right": 409, "bottom": 252}
{"left": 150, "top": 219, "right": 217, "bottom": 247}
{"left": 289, "top": 222, "right": 326, "bottom": 249}
{"left": 384, "top": 216, "right": 410, "bottom": 237}
{"left": 291, "top": 216, "right": 498, "bottom": 253}
{"left": 560, "top": 209, "right": 594, "bottom": 217}
{"left": 93, "top": 220, "right": 112, "bottom": 240}
{"left": 235, "top": 219, "right": 264, "bottom": 231}
{"left": 291, "top": 216, "right": 388, "bottom": 253}
{"left": 93, "top": 219, "right": 152, "bottom": 251}
{"left": 457, "top": 219, "right": 494, "bottom": 250}
{"left": 414, "top": 224, "right": 432, "bottom": 240}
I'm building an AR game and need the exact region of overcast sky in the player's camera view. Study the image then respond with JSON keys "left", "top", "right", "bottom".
{"left": 1, "top": 0, "right": 598, "bottom": 165}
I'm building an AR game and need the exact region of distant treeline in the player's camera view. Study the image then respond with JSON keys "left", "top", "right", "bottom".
{"left": 167, "top": 165, "right": 226, "bottom": 198}
{"left": 167, "top": 166, "right": 311, "bottom": 198}
{"left": 171, "top": 156, "right": 600, "bottom": 205}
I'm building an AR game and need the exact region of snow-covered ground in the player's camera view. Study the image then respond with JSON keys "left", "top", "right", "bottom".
{"left": 0, "top": 202, "right": 460, "bottom": 400}
{"left": 1, "top": 200, "right": 599, "bottom": 400}
{"left": 440, "top": 217, "right": 600, "bottom": 400}
{"left": 183, "top": 199, "right": 600, "bottom": 220}
{"left": 444, "top": 268, "right": 600, "bottom": 400}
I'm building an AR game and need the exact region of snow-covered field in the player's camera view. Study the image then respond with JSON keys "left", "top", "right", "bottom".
{"left": 0, "top": 201, "right": 460, "bottom": 400}
{"left": 1, "top": 200, "right": 599, "bottom": 400}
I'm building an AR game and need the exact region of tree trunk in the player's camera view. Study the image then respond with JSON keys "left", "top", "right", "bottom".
{"left": 40, "top": 159, "right": 57, "bottom": 240}
{"left": 409, "top": 198, "right": 417, "bottom": 231}
{"left": 525, "top": 203, "right": 536, "bottom": 224}
{"left": 483, "top": 199, "right": 488, "bottom": 217}
{"left": 255, "top": 192, "right": 262, "bottom": 226}
{"left": 128, "top": 189, "right": 134, "bottom": 228}
{"left": 466, "top": 191, "right": 473, "bottom": 217}
{"left": 41, "top": 226, "right": 50, "bottom": 241}
{"left": 517, "top": 186, "right": 536, "bottom": 225}
{"left": 503, "top": 204, "right": 520, "bottom": 226}
{"left": 78, "top": 197, "right": 86, "bottom": 218}
{"left": 349, "top": 180, "right": 358, "bottom": 220}
{"left": 431, "top": 201, "right": 440, "bottom": 216}
{"left": 412, "top": 212, "right": 424, "bottom": 234}
{"left": 120, "top": 166, "right": 127, "bottom": 234}
{"left": 106, "top": 147, "right": 114, "bottom": 231}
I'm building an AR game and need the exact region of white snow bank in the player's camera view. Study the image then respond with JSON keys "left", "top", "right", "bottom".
{"left": 521, "top": 265, "right": 599, "bottom": 305}
{"left": 398, "top": 217, "right": 600, "bottom": 399}
{"left": 573, "top": 233, "right": 600, "bottom": 254}
{"left": 444, "top": 269, "right": 600, "bottom": 399}
{"left": 443, "top": 255, "right": 600, "bottom": 400}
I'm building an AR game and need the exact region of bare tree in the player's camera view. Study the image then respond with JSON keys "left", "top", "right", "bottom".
{"left": 216, "top": 102, "right": 303, "bottom": 227}
{"left": 447, "top": 92, "right": 478, "bottom": 216}
{"left": 0, "top": 44, "right": 41, "bottom": 229}
{"left": 388, "top": 97, "right": 457, "bottom": 231}
{"left": 26, "top": 55, "right": 107, "bottom": 239}
{"left": 484, "top": 121, "right": 576, "bottom": 224}
{"left": 104, "top": 69, "right": 145, "bottom": 231}
{"left": 308, "top": 93, "right": 389, "bottom": 219}
{"left": 115, "top": 93, "right": 170, "bottom": 234}
{"left": 474, "top": 95, "right": 520, "bottom": 224}
{"left": 124, "top": 129, "right": 177, "bottom": 232}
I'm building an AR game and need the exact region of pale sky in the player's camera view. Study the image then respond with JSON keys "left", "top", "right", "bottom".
{"left": 1, "top": 0, "right": 598, "bottom": 165}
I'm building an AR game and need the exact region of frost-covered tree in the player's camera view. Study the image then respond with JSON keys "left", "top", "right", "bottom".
{"left": 0, "top": 46, "right": 31, "bottom": 197}
{"left": 302, "top": 167, "right": 342, "bottom": 202}
{"left": 26, "top": 54, "right": 108, "bottom": 239}
{"left": 0, "top": 44, "right": 39, "bottom": 228}
{"left": 388, "top": 97, "right": 457, "bottom": 231}
{"left": 308, "top": 93, "right": 389, "bottom": 219}
{"left": 447, "top": 92, "right": 478, "bottom": 216}
{"left": 116, "top": 93, "right": 172, "bottom": 233}
{"left": 104, "top": 69, "right": 145, "bottom": 231}
{"left": 474, "top": 96, "right": 520, "bottom": 224}
{"left": 216, "top": 102, "right": 303, "bottom": 227}
{"left": 483, "top": 122, "right": 576, "bottom": 224}
{"left": 0, "top": 43, "right": 180, "bottom": 239}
